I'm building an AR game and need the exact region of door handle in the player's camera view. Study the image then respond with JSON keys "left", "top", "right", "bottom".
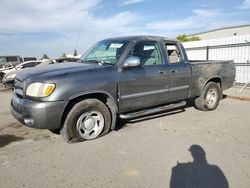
{"left": 171, "top": 70, "right": 177, "bottom": 73}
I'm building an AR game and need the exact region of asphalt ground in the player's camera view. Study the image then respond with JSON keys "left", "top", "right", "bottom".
{"left": 0, "top": 86, "right": 250, "bottom": 188}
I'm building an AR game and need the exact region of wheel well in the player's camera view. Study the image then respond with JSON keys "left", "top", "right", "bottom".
{"left": 60, "top": 93, "right": 117, "bottom": 130}
{"left": 206, "top": 77, "right": 221, "bottom": 87}
{"left": 204, "top": 77, "right": 222, "bottom": 98}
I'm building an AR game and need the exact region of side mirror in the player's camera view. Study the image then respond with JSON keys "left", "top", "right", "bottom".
{"left": 123, "top": 56, "right": 140, "bottom": 68}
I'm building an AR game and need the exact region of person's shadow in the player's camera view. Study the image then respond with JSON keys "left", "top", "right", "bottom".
{"left": 170, "top": 145, "right": 229, "bottom": 188}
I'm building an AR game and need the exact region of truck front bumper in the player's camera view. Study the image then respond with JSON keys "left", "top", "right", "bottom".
{"left": 11, "top": 94, "right": 66, "bottom": 129}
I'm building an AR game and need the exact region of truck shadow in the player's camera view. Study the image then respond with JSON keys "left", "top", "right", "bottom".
{"left": 115, "top": 108, "right": 185, "bottom": 131}
{"left": 0, "top": 134, "right": 24, "bottom": 148}
{"left": 170, "top": 145, "right": 229, "bottom": 188}
{"left": 115, "top": 98, "right": 198, "bottom": 131}
{"left": 116, "top": 96, "right": 228, "bottom": 131}
{"left": 223, "top": 95, "right": 228, "bottom": 99}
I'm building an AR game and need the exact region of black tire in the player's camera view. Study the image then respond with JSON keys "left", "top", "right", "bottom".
{"left": 195, "top": 82, "right": 220, "bottom": 111}
{"left": 60, "top": 99, "right": 111, "bottom": 143}
{"left": 49, "top": 129, "right": 60, "bottom": 135}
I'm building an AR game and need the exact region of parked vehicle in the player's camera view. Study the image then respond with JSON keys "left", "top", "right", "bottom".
{"left": 38, "top": 57, "right": 80, "bottom": 65}
{"left": 0, "top": 56, "right": 38, "bottom": 71}
{"left": 0, "top": 55, "right": 23, "bottom": 69}
{"left": 0, "top": 55, "right": 23, "bottom": 82}
{"left": 22, "top": 57, "right": 38, "bottom": 62}
{"left": 1, "top": 60, "right": 42, "bottom": 87}
{"left": 2, "top": 57, "right": 80, "bottom": 88}
{"left": 11, "top": 36, "right": 235, "bottom": 142}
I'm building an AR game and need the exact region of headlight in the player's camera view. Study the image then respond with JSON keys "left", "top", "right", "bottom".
{"left": 26, "top": 83, "right": 56, "bottom": 97}
{"left": 6, "top": 74, "right": 16, "bottom": 79}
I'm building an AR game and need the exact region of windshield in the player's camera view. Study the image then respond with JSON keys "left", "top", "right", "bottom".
{"left": 81, "top": 40, "right": 130, "bottom": 65}
{"left": 0, "top": 57, "right": 7, "bottom": 65}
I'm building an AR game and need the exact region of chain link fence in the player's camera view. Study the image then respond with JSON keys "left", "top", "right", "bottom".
{"left": 183, "top": 35, "right": 250, "bottom": 85}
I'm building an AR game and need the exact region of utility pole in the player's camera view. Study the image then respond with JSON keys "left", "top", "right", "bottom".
{"left": 74, "top": 28, "right": 82, "bottom": 54}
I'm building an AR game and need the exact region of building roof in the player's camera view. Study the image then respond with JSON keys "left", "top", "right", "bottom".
{"left": 188, "top": 24, "right": 250, "bottom": 36}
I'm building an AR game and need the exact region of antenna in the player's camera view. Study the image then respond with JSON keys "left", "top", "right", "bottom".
{"left": 74, "top": 28, "right": 82, "bottom": 51}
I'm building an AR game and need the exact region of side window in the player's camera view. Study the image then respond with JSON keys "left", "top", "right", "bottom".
{"left": 129, "top": 41, "right": 162, "bottom": 66}
{"left": 165, "top": 43, "right": 183, "bottom": 64}
{"left": 22, "top": 62, "right": 37, "bottom": 68}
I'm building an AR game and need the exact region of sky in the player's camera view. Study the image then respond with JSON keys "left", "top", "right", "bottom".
{"left": 0, "top": 0, "right": 250, "bottom": 58}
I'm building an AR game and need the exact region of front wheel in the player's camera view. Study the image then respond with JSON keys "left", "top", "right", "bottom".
{"left": 195, "top": 82, "right": 221, "bottom": 111}
{"left": 60, "top": 99, "right": 111, "bottom": 143}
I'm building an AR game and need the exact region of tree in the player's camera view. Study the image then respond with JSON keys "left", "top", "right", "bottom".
{"left": 61, "top": 53, "right": 67, "bottom": 58}
{"left": 42, "top": 54, "right": 49, "bottom": 59}
{"left": 73, "top": 49, "right": 78, "bottom": 56}
{"left": 176, "top": 34, "right": 200, "bottom": 42}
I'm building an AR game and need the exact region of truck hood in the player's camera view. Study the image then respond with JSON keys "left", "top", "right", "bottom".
{"left": 16, "top": 62, "right": 102, "bottom": 81}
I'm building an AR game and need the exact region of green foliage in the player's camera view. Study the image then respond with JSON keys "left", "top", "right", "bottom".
{"left": 61, "top": 53, "right": 67, "bottom": 58}
{"left": 176, "top": 34, "right": 200, "bottom": 42}
{"left": 42, "top": 54, "right": 49, "bottom": 59}
{"left": 73, "top": 49, "right": 78, "bottom": 56}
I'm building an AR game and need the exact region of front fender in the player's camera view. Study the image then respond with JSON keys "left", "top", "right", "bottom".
{"left": 64, "top": 90, "right": 118, "bottom": 130}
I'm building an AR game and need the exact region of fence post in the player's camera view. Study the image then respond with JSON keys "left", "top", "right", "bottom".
{"left": 206, "top": 46, "right": 209, "bottom": 60}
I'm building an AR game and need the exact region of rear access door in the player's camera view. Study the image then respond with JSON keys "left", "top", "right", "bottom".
{"left": 163, "top": 41, "right": 191, "bottom": 102}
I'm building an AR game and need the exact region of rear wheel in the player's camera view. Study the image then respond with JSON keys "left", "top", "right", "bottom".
{"left": 60, "top": 99, "right": 111, "bottom": 143}
{"left": 195, "top": 82, "right": 220, "bottom": 111}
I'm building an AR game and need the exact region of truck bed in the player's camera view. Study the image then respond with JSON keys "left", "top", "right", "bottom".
{"left": 189, "top": 60, "right": 235, "bottom": 97}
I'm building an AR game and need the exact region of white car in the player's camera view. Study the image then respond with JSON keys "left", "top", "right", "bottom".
{"left": 1, "top": 60, "right": 42, "bottom": 85}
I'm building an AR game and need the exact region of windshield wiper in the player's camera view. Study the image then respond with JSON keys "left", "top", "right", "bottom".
{"left": 84, "top": 60, "right": 111, "bottom": 66}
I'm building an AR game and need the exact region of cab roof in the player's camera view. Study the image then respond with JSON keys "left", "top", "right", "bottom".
{"left": 104, "top": 35, "right": 179, "bottom": 43}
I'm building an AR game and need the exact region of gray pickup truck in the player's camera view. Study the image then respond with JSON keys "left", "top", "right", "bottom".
{"left": 11, "top": 36, "right": 235, "bottom": 142}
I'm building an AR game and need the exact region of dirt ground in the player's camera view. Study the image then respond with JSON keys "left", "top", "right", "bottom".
{"left": 0, "top": 87, "right": 250, "bottom": 188}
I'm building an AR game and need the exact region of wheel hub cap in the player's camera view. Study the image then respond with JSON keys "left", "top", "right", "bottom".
{"left": 76, "top": 111, "right": 104, "bottom": 140}
{"left": 206, "top": 89, "right": 217, "bottom": 107}
{"left": 85, "top": 118, "right": 95, "bottom": 130}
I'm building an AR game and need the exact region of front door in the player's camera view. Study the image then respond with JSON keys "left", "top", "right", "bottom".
{"left": 118, "top": 40, "right": 170, "bottom": 113}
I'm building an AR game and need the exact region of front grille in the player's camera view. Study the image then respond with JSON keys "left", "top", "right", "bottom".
{"left": 14, "top": 78, "right": 24, "bottom": 98}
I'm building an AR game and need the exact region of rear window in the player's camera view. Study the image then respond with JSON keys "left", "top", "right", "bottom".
{"left": 23, "top": 57, "right": 37, "bottom": 61}
{"left": 6, "top": 56, "right": 18, "bottom": 62}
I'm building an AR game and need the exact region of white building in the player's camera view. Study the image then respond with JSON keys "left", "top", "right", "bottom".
{"left": 183, "top": 25, "right": 250, "bottom": 84}
{"left": 188, "top": 25, "right": 250, "bottom": 40}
